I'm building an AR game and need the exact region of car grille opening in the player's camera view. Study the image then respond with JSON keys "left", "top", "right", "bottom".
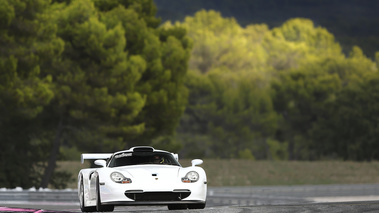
{"left": 125, "top": 190, "right": 191, "bottom": 201}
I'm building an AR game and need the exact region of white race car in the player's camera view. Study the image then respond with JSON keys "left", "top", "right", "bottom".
{"left": 78, "top": 146, "right": 207, "bottom": 212}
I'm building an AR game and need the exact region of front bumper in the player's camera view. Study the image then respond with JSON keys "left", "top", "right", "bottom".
{"left": 124, "top": 189, "right": 191, "bottom": 201}
{"left": 99, "top": 181, "right": 207, "bottom": 205}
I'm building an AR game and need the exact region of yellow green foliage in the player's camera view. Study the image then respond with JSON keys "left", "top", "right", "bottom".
{"left": 164, "top": 10, "right": 378, "bottom": 160}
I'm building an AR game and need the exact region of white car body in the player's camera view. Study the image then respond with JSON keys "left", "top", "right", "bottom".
{"left": 78, "top": 146, "right": 207, "bottom": 212}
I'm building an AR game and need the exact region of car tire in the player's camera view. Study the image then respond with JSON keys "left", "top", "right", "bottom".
{"left": 96, "top": 177, "right": 114, "bottom": 212}
{"left": 79, "top": 177, "right": 96, "bottom": 212}
{"left": 188, "top": 203, "right": 206, "bottom": 209}
{"left": 167, "top": 204, "right": 187, "bottom": 210}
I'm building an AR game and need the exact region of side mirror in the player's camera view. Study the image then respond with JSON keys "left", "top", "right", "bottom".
{"left": 173, "top": 153, "right": 179, "bottom": 161}
{"left": 94, "top": 160, "right": 107, "bottom": 167}
{"left": 191, "top": 159, "right": 203, "bottom": 167}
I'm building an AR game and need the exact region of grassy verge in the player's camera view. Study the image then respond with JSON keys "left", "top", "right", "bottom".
{"left": 57, "top": 160, "right": 379, "bottom": 189}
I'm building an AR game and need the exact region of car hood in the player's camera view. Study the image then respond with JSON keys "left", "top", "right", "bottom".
{"left": 115, "top": 165, "right": 181, "bottom": 178}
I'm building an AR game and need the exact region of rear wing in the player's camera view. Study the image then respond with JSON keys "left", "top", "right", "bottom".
{"left": 81, "top": 153, "right": 113, "bottom": 164}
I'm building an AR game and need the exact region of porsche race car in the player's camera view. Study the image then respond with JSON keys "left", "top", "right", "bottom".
{"left": 78, "top": 146, "right": 207, "bottom": 212}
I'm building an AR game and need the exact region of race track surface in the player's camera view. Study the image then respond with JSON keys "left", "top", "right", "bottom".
{"left": 2, "top": 184, "right": 379, "bottom": 212}
{"left": 2, "top": 201, "right": 379, "bottom": 213}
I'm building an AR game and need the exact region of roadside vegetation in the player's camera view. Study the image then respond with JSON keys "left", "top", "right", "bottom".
{"left": 155, "top": 0, "right": 379, "bottom": 59}
{"left": 1, "top": 0, "right": 378, "bottom": 189}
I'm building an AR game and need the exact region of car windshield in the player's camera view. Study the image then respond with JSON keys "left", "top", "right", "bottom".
{"left": 108, "top": 151, "right": 180, "bottom": 167}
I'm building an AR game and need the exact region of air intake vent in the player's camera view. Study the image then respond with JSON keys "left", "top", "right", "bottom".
{"left": 125, "top": 190, "right": 191, "bottom": 201}
{"left": 133, "top": 147, "right": 154, "bottom": 152}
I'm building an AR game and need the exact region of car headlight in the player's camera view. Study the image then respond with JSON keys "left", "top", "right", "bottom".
{"left": 182, "top": 171, "right": 199, "bottom": 183}
{"left": 110, "top": 172, "right": 132, "bottom": 184}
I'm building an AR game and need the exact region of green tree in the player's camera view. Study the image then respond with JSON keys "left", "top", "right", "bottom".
{"left": 173, "top": 10, "right": 269, "bottom": 74}
{"left": 311, "top": 73, "right": 379, "bottom": 160}
{"left": 310, "top": 49, "right": 378, "bottom": 160}
{"left": 264, "top": 18, "right": 342, "bottom": 71}
{"left": 272, "top": 45, "right": 377, "bottom": 160}
{"left": 0, "top": 0, "right": 63, "bottom": 188}
{"left": 170, "top": 10, "right": 279, "bottom": 158}
{"left": 38, "top": 0, "right": 191, "bottom": 187}
{"left": 206, "top": 71, "right": 278, "bottom": 158}
{"left": 266, "top": 18, "right": 366, "bottom": 160}
{"left": 0, "top": 0, "right": 191, "bottom": 188}
{"left": 271, "top": 65, "right": 341, "bottom": 160}
{"left": 176, "top": 69, "right": 278, "bottom": 159}
{"left": 173, "top": 12, "right": 378, "bottom": 160}
{"left": 39, "top": 0, "right": 147, "bottom": 187}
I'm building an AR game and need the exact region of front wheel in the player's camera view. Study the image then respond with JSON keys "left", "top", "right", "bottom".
{"left": 79, "top": 177, "right": 96, "bottom": 212}
{"left": 96, "top": 177, "right": 114, "bottom": 212}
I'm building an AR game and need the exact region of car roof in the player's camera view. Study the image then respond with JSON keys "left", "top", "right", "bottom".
{"left": 113, "top": 146, "right": 170, "bottom": 155}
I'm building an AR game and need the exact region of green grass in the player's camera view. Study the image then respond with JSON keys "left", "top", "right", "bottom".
{"left": 57, "top": 160, "right": 379, "bottom": 189}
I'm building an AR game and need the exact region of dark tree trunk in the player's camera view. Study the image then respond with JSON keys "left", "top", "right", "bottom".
{"left": 40, "top": 119, "right": 63, "bottom": 188}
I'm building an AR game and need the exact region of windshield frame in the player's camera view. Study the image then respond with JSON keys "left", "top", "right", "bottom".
{"left": 107, "top": 151, "right": 181, "bottom": 168}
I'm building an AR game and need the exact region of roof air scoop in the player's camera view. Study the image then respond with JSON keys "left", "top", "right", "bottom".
{"left": 133, "top": 147, "right": 154, "bottom": 152}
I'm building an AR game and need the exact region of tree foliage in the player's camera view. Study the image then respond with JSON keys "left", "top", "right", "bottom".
{"left": 1, "top": 2, "right": 379, "bottom": 189}
{"left": 310, "top": 51, "right": 379, "bottom": 160}
{"left": 169, "top": 11, "right": 279, "bottom": 158}
{"left": 154, "top": 0, "right": 379, "bottom": 59}
{"left": 0, "top": 0, "right": 191, "bottom": 188}
{"left": 167, "top": 10, "right": 378, "bottom": 161}
{"left": 0, "top": 0, "right": 64, "bottom": 188}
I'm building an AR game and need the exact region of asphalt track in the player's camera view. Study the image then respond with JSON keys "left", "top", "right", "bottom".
{"left": 2, "top": 184, "right": 379, "bottom": 212}
{"left": 2, "top": 201, "right": 379, "bottom": 213}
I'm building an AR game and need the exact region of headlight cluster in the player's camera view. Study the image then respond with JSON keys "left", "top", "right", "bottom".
{"left": 110, "top": 172, "right": 132, "bottom": 184}
{"left": 182, "top": 171, "right": 199, "bottom": 183}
